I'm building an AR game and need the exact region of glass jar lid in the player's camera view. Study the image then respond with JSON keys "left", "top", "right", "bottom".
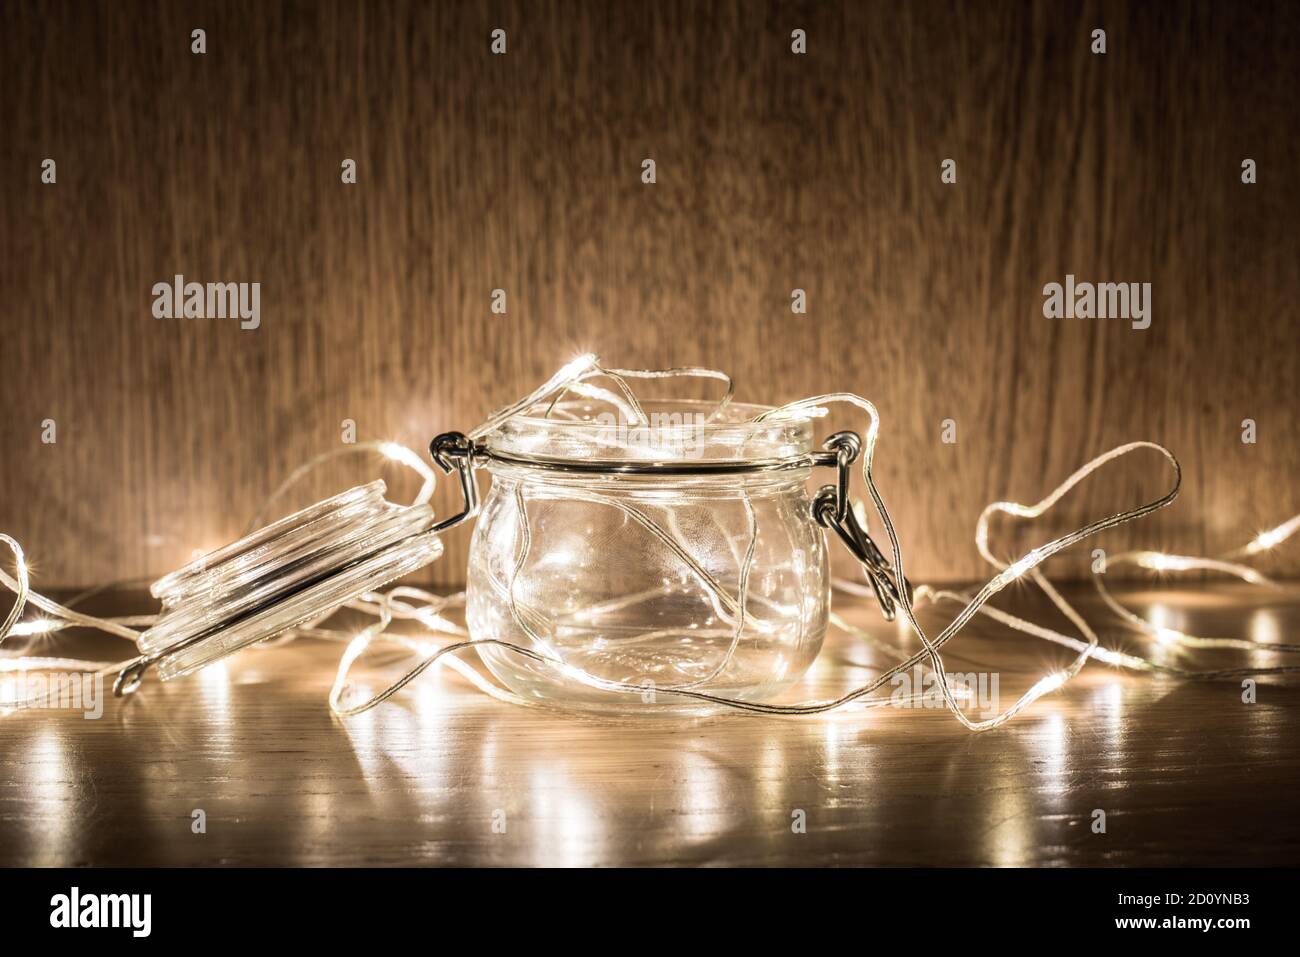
{"left": 123, "top": 481, "right": 444, "bottom": 685}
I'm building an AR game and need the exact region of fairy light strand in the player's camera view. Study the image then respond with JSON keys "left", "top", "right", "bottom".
{"left": 2, "top": 359, "right": 1298, "bottom": 727}
{"left": 326, "top": 373, "right": 1300, "bottom": 724}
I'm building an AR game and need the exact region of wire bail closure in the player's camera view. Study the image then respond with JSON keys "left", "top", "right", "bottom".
{"left": 429, "top": 431, "right": 481, "bottom": 532}
{"left": 811, "top": 432, "right": 912, "bottom": 621}
{"left": 429, "top": 427, "right": 911, "bottom": 622}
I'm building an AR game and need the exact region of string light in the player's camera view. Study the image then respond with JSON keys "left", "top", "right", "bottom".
{"left": 1027, "top": 671, "right": 1067, "bottom": 697}
{"left": 1130, "top": 550, "right": 1273, "bottom": 585}
{"left": 1241, "top": 516, "right": 1300, "bottom": 556}
{"left": 320, "top": 370, "right": 1300, "bottom": 724}
{"left": 1, "top": 360, "right": 1298, "bottom": 728}
{"left": 8, "top": 618, "right": 60, "bottom": 637}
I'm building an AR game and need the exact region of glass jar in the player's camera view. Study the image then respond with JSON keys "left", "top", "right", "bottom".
{"left": 464, "top": 400, "right": 829, "bottom": 713}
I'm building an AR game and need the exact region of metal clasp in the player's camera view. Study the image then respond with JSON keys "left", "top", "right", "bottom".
{"left": 812, "top": 431, "right": 912, "bottom": 622}
{"left": 428, "top": 432, "right": 482, "bottom": 532}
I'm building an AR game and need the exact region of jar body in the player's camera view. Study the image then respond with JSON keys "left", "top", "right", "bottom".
{"left": 465, "top": 466, "right": 828, "bottom": 713}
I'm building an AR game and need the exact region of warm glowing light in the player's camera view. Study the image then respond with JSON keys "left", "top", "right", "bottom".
{"left": 1028, "top": 671, "right": 1067, "bottom": 698}
{"left": 563, "top": 353, "right": 599, "bottom": 379}
{"left": 1131, "top": 551, "right": 1271, "bottom": 585}
{"left": 1245, "top": 516, "right": 1300, "bottom": 554}
{"left": 377, "top": 440, "right": 427, "bottom": 473}
{"left": 1135, "top": 551, "right": 1190, "bottom": 571}
{"left": 376, "top": 442, "right": 436, "bottom": 506}
{"left": 999, "top": 553, "right": 1038, "bottom": 585}
{"left": 1089, "top": 646, "right": 1151, "bottom": 670}
{"left": 1154, "top": 626, "right": 1184, "bottom": 645}
{"left": 2, "top": 358, "right": 1297, "bottom": 735}
{"left": 10, "top": 618, "right": 60, "bottom": 637}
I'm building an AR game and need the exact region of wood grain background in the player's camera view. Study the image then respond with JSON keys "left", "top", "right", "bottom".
{"left": 2, "top": 0, "right": 1297, "bottom": 588}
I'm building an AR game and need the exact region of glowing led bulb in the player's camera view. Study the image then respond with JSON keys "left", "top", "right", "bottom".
{"left": 1246, "top": 517, "right": 1300, "bottom": 554}
{"left": 11, "top": 618, "right": 59, "bottom": 637}
{"left": 999, "top": 554, "right": 1037, "bottom": 585}
{"left": 1136, "top": 552, "right": 1187, "bottom": 571}
{"left": 1028, "top": 671, "right": 1067, "bottom": 698}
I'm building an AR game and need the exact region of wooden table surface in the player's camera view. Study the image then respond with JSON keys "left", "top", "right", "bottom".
{"left": 2, "top": 581, "right": 1298, "bottom": 867}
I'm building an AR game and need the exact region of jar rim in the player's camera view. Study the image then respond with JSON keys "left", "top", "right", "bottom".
{"left": 485, "top": 398, "right": 817, "bottom": 467}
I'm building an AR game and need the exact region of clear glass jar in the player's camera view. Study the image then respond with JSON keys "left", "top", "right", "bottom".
{"left": 465, "top": 400, "right": 828, "bottom": 713}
